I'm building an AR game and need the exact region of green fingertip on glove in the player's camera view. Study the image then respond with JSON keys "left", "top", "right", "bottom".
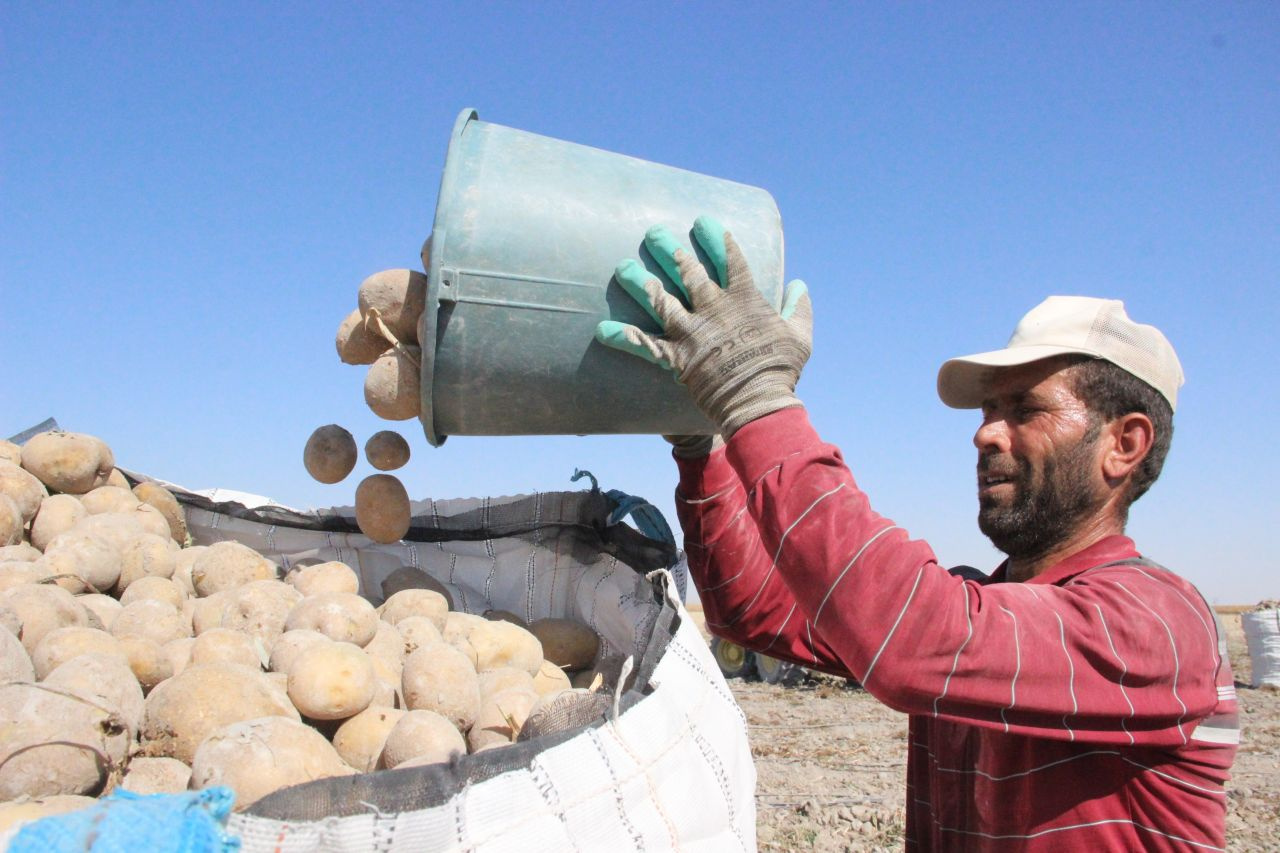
{"left": 595, "top": 214, "right": 813, "bottom": 438}
{"left": 780, "top": 279, "right": 809, "bottom": 321}
{"left": 643, "top": 217, "right": 730, "bottom": 291}
{"left": 613, "top": 258, "right": 665, "bottom": 328}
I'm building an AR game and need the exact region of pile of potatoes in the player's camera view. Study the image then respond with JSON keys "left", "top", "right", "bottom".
{"left": 311, "top": 265, "right": 433, "bottom": 545}
{"left": 0, "top": 431, "right": 608, "bottom": 833}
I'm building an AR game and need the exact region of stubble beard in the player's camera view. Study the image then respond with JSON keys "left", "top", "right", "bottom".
{"left": 977, "top": 434, "right": 1105, "bottom": 565}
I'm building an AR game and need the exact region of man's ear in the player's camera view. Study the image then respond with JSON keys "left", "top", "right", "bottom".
{"left": 1102, "top": 412, "right": 1155, "bottom": 483}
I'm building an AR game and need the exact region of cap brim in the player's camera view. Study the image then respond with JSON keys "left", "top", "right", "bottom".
{"left": 936, "top": 344, "right": 1098, "bottom": 409}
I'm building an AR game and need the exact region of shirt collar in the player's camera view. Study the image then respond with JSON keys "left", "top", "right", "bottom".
{"left": 987, "top": 534, "right": 1139, "bottom": 586}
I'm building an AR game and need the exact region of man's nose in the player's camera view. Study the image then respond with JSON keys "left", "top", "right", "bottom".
{"left": 973, "top": 416, "right": 1010, "bottom": 453}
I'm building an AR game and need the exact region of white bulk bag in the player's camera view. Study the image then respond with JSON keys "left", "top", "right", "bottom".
{"left": 167, "top": 484, "right": 756, "bottom": 852}
{"left": 1242, "top": 608, "right": 1280, "bottom": 689}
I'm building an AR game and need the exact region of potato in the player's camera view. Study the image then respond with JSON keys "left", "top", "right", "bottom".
{"left": 112, "top": 599, "right": 189, "bottom": 647}
{"left": 220, "top": 579, "right": 302, "bottom": 648}
{"left": 0, "top": 497, "right": 21, "bottom": 548}
{"left": 190, "top": 590, "right": 233, "bottom": 635}
{"left": 0, "top": 542, "right": 41, "bottom": 563}
{"left": 116, "top": 532, "right": 180, "bottom": 592}
{"left": 119, "top": 575, "right": 186, "bottom": 610}
{"left": 267, "top": 629, "right": 329, "bottom": 674}
{"left": 442, "top": 611, "right": 485, "bottom": 647}
{"left": 1, "top": 625, "right": 34, "bottom": 683}
{"left": 363, "top": 347, "right": 421, "bottom": 421}
{"left": 191, "top": 541, "right": 277, "bottom": 596}
{"left": 364, "top": 431, "right": 410, "bottom": 472}
{"left": 531, "top": 660, "right": 572, "bottom": 696}
{"left": 335, "top": 308, "right": 386, "bottom": 366}
{"left": 379, "top": 588, "right": 448, "bottom": 631}
{"left": 75, "top": 595, "right": 122, "bottom": 633}
{"left": 286, "top": 641, "right": 376, "bottom": 720}
{"left": 379, "top": 708, "right": 465, "bottom": 769}
{"left": 285, "top": 591, "right": 378, "bottom": 646}
{"left": 139, "top": 663, "right": 300, "bottom": 762}
{"left": 0, "top": 681, "right": 129, "bottom": 798}
{"left": 0, "top": 560, "right": 43, "bottom": 593}
{"left": 362, "top": 620, "right": 404, "bottom": 676}
{"left": 19, "top": 431, "right": 112, "bottom": 495}
{"left": 1, "top": 584, "right": 88, "bottom": 653}
{"left": 0, "top": 795, "right": 95, "bottom": 834}
{"left": 0, "top": 605, "right": 19, "bottom": 636}
{"left": 190, "top": 716, "right": 355, "bottom": 810}
{"left": 528, "top": 618, "right": 600, "bottom": 670}
{"left": 32, "top": 626, "right": 127, "bottom": 679}
{"left": 484, "top": 609, "right": 527, "bottom": 628}
{"left": 44, "top": 653, "right": 144, "bottom": 734}
{"left": 190, "top": 628, "right": 263, "bottom": 670}
{"left": 163, "top": 637, "right": 195, "bottom": 677}
{"left": 0, "top": 441, "right": 19, "bottom": 467}
{"left": 120, "top": 756, "right": 192, "bottom": 794}
{"left": 462, "top": 619, "right": 543, "bottom": 676}
{"left": 401, "top": 641, "right": 480, "bottom": 732}
{"left": 468, "top": 687, "right": 539, "bottom": 752}
{"left": 369, "top": 676, "right": 398, "bottom": 710}
{"left": 39, "top": 531, "right": 123, "bottom": 593}
{"left": 117, "top": 635, "right": 173, "bottom": 690}
{"left": 380, "top": 566, "right": 454, "bottom": 610}
{"left": 354, "top": 474, "right": 410, "bottom": 543}
{"left": 303, "top": 425, "right": 357, "bottom": 485}
{"left": 29, "top": 494, "right": 89, "bottom": 551}
{"left": 477, "top": 667, "right": 536, "bottom": 701}
{"left": 397, "top": 615, "right": 443, "bottom": 656}
{"left": 332, "top": 705, "right": 406, "bottom": 772}
{"left": 285, "top": 561, "right": 358, "bottom": 597}
{"left": 172, "top": 545, "right": 204, "bottom": 596}
{"left": 0, "top": 461, "right": 49, "bottom": 524}
{"left": 105, "top": 468, "right": 130, "bottom": 489}
{"left": 358, "top": 269, "right": 427, "bottom": 345}
{"left": 79, "top": 485, "right": 139, "bottom": 515}
{"left": 131, "top": 481, "right": 187, "bottom": 544}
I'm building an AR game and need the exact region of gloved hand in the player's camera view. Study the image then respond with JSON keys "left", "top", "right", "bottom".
{"left": 663, "top": 433, "right": 724, "bottom": 459}
{"left": 595, "top": 216, "right": 812, "bottom": 437}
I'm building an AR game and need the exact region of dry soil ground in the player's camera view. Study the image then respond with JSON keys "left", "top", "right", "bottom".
{"left": 687, "top": 605, "right": 1279, "bottom": 852}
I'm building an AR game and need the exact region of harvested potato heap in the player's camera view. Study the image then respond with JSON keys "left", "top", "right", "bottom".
{"left": 1, "top": 430, "right": 609, "bottom": 826}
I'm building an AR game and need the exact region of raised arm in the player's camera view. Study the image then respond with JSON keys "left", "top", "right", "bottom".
{"left": 725, "top": 407, "right": 1226, "bottom": 747}
{"left": 673, "top": 445, "right": 849, "bottom": 676}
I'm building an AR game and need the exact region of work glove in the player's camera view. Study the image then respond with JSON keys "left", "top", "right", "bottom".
{"left": 595, "top": 216, "right": 813, "bottom": 438}
{"left": 663, "top": 433, "right": 724, "bottom": 459}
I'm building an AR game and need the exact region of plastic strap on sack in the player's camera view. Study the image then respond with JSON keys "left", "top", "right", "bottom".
{"left": 571, "top": 468, "right": 685, "bottom": 599}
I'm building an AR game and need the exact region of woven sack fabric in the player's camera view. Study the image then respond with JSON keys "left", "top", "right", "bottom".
{"left": 168, "top": 486, "right": 755, "bottom": 851}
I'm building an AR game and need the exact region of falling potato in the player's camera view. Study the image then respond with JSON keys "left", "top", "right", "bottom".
{"left": 364, "top": 347, "right": 421, "bottom": 421}
{"left": 303, "top": 425, "right": 358, "bottom": 485}
{"left": 335, "top": 309, "right": 388, "bottom": 366}
{"left": 357, "top": 269, "right": 427, "bottom": 345}
{"left": 354, "top": 474, "right": 410, "bottom": 544}
{"left": 364, "top": 431, "right": 410, "bottom": 471}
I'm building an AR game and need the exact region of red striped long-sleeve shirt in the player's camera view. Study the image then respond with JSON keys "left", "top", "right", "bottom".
{"left": 677, "top": 408, "right": 1239, "bottom": 851}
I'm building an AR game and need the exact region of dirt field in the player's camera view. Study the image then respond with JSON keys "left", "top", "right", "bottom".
{"left": 687, "top": 605, "right": 1279, "bottom": 852}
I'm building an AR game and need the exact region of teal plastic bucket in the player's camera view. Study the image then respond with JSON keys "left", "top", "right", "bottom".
{"left": 417, "top": 108, "right": 784, "bottom": 446}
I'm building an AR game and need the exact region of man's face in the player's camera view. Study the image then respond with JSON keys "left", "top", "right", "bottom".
{"left": 974, "top": 359, "right": 1107, "bottom": 562}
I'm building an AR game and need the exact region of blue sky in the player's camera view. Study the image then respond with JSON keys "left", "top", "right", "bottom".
{"left": 3, "top": 3, "right": 1276, "bottom": 603}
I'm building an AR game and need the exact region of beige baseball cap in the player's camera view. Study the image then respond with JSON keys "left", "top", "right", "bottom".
{"left": 937, "top": 296, "right": 1184, "bottom": 411}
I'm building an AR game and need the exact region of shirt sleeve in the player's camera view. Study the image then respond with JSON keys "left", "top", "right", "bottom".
{"left": 674, "top": 445, "right": 850, "bottom": 677}
{"left": 716, "top": 408, "right": 1224, "bottom": 748}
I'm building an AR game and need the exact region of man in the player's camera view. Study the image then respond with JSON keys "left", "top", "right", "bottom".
{"left": 596, "top": 217, "right": 1238, "bottom": 850}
